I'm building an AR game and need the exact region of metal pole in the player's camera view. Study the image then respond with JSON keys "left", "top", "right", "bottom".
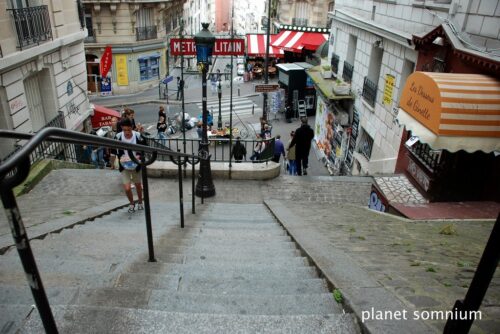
{"left": 195, "top": 62, "right": 216, "bottom": 198}
{"left": 192, "top": 155, "right": 196, "bottom": 214}
{"left": 181, "top": 18, "right": 187, "bottom": 178}
{"left": 217, "top": 80, "right": 222, "bottom": 130}
{"left": 228, "top": 0, "right": 234, "bottom": 178}
{"left": 262, "top": 0, "right": 272, "bottom": 123}
{"left": 177, "top": 150, "right": 184, "bottom": 228}
{"left": 0, "top": 159, "right": 58, "bottom": 333}
{"left": 140, "top": 153, "right": 156, "bottom": 262}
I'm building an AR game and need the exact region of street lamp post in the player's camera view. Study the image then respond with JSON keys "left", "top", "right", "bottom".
{"left": 217, "top": 80, "right": 222, "bottom": 130}
{"left": 194, "top": 23, "right": 216, "bottom": 198}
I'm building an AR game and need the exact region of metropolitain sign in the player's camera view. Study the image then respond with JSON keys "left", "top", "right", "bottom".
{"left": 170, "top": 38, "right": 245, "bottom": 56}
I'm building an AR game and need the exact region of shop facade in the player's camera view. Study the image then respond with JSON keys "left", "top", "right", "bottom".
{"left": 306, "top": 66, "right": 356, "bottom": 175}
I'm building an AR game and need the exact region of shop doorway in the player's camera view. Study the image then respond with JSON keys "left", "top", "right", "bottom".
{"left": 86, "top": 54, "right": 99, "bottom": 93}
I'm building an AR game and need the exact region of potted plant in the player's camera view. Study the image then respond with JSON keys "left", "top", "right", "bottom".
{"left": 333, "top": 78, "right": 351, "bottom": 95}
{"left": 321, "top": 65, "right": 332, "bottom": 79}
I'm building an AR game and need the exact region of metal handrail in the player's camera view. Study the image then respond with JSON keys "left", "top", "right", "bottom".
{"left": 0, "top": 127, "right": 199, "bottom": 333}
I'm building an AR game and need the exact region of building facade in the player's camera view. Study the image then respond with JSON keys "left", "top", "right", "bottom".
{"left": 328, "top": 0, "right": 499, "bottom": 176}
{"left": 82, "top": 0, "right": 185, "bottom": 95}
{"left": 273, "top": 0, "right": 334, "bottom": 29}
{"left": 0, "top": 0, "right": 91, "bottom": 159}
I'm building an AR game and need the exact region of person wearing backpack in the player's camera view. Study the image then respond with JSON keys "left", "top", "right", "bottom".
{"left": 231, "top": 137, "right": 247, "bottom": 162}
{"left": 111, "top": 118, "right": 148, "bottom": 213}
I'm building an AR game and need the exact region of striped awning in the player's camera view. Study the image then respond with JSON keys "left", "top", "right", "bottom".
{"left": 271, "top": 30, "right": 329, "bottom": 53}
{"left": 246, "top": 34, "right": 284, "bottom": 58}
{"left": 398, "top": 72, "right": 500, "bottom": 152}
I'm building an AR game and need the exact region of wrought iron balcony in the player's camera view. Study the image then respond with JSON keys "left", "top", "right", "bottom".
{"left": 136, "top": 26, "right": 157, "bottom": 41}
{"left": 362, "top": 76, "right": 378, "bottom": 108}
{"left": 331, "top": 53, "right": 339, "bottom": 75}
{"left": 7, "top": 5, "right": 53, "bottom": 50}
{"left": 342, "top": 61, "right": 354, "bottom": 83}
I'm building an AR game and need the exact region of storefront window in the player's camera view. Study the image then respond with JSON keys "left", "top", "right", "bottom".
{"left": 138, "top": 56, "right": 160, "bottom": 81}
{"left": 359, "top": 130, "right": 374, "bottom": 160}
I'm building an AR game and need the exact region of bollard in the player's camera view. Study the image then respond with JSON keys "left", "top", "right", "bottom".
{"left": 252, "top": 105, "right": 254, "bottom": 115}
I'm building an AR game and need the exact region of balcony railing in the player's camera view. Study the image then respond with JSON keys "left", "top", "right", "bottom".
{"left": 331, "top": 53, "right": 339, "bottom": 75}
{"left": 342, "top": 61, "right": 354, "bottom": 83}
{"left": 7, "top": 5, "right": 53, "bottom": 50}
{"left": 362, "top": 77, "right": 378, "bottom": 108}
{"left": 136, "top": 26, "right": 157, "bottom": 41}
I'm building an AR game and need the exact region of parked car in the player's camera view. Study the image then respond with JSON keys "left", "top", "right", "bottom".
{"left": 237, "top": 64, "right": 245, "bottom": 76}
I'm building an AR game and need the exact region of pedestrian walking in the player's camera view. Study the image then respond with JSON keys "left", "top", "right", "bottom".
{"left": 176, "top": 77, "right": 184, "bottom": 100}
{"left": 272, "top": 134, "right": 285, "bottom": 163}
{"left": 158, "top": 106, "right": 167, "bottom": 120}
{"left": 157, "top": 115, "right": 168, "bottom": 143}
{"left": 250, "top": 134, "right": 266, "bottom": 162}
{"left": 210, "top": 74, "right": 217, "bottom": 94}
{"left": 289, "top": 117, "right": 314, "bottom": 176}
{"left": 286, "top": 131, "right": 297, "bottom": 175}
{"left": 111, "top": 118, "right": 147, "bottom": 213}
{"left": 231, "top": 137, "right": 247, "bottom": 162}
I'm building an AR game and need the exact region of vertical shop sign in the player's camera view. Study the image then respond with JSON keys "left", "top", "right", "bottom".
{"left": 383, "top": 74, "right": 395, "bottom": 105}
{"left": 116, "top": 55, "right": 129, "bottom": 86}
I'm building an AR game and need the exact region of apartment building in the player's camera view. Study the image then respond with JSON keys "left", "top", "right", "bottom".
{"left": 273, "top": 0, "right": 334, "bottom": 29}
{"left": 328, "top": 0, "right": 499, "bottom": 176}
{"left": 0, "top": 0, "right": 91, "bottom": 159}
{"left": 327, "top": 0, "right": 499, "bottom": 203}
{"left": 82, "top": 0, "right": 185, "bottom": 95}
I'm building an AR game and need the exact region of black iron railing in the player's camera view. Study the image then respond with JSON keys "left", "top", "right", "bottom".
{"left": 342, "top": 61, "right": 354, "bottom": 83}
{"left": 136, "top": 26, "right": 157, "bottom": 41}
{"left": 0, "top": 44, "right": 3, "bottom": 57}
{"left": 0, "top": 127, "right": 198, "bottom": 333}
{"left": 408, "top": 142, "right": 441, "bottom": 172}
{"left": 331, "top": 53, "right": 340, "bottom": 74}
{"left": 362, "top": 76, "right": 378, "bottom": 108}
{"left": 145, "top": 136, "right": 276, "bottom": 164}
{"left": 7, "top": 5, "right": 53, "bottom": 50}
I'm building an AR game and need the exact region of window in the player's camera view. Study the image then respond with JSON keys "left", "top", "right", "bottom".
{"left": 358, "top": 129, "right": 374, "bottom": 160}
{"left": 136, "top": 7, "right": 153, "bottom": 28}
{"left": 138, "top": 56, "right": 160, "bottom": 81}
{"left": 397, "top": 59, "right": 415, "bottom": 103}
{"left": 293, "top": 0, "right": 309, "bottom": 26}
{"left": 363, "top": 43, "right": 383, "bottom": 107}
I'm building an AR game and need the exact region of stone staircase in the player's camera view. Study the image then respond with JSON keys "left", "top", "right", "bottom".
{"left": 0, "top": 202, "right": 360, "bottom": 333}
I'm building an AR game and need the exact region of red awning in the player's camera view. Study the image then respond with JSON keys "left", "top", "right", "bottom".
{"left": 271, "top": 30, "right": 329, "bottom": 53}
{"left": 246, "top": 34, "right": 284, "bottom": 58}
{"left": 91, "top": 104, "right": 120, "bottom": 128}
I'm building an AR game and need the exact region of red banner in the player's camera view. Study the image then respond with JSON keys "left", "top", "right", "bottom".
{"left": 170, "top": 38, "right": 245, "bottom": 56}
{"left": 100, "top": 46, "right": 113, "bottom": 78}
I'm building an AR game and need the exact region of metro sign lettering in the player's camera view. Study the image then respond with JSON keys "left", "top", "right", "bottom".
{"left": 170, "top": 38, "right": 245, "bottom": 56}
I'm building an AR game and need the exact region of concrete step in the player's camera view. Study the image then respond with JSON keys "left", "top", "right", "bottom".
{"left": 0, "top": 285, "right": 79, "bottom": 306}
{"left": 153, "top": 245, "right": 300, "bottom": 258}
{"left": 0, "top": 304, "right": 34, "bottom": 334}
{"left": 155, "top": 238, "right": 296, "bottom": 249}
{"left": 20, "top": 305, "right": 359, "bottom": 334}
{"left": 153, "top": 254, "right": 308, "bottom": 266}
{"left": 116, "top": 273, "right": 329, "bottom": 295}
{"left": 76, "top": 287, "right": 343, "bottom": 315}
{"left": 126, "top": 262, "right": 319, "bottom": 279}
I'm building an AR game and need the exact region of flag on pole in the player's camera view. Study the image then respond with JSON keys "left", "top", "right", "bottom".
{"left": 100, "top": 46, "right": 113, "bottom": 78}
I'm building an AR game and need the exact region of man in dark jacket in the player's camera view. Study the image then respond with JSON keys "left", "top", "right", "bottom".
{"left": 231, "top": 137, "right": 247, "bottom": 162}
{"left": 112, "top": 118, "right": 148, "bottom": 213}
{"left": 289, "top": 117, "right": 314, "bottom": 176}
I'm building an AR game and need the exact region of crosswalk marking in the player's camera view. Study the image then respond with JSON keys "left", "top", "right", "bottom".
{"left": 195, "top": 97, "right": 262, "bottom": 120}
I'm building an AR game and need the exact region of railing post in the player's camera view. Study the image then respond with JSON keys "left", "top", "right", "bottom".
{"left": 177, "top": 150, "right": 185, "bottom": 228}
{"left": 0, "top": 158, "right": 58, "bottom": 333}
{"left": 140, "top": 152, "right": 156, "bottom": 262}
{"left": 443, "top": 213, "right": 499, "bottom": 334}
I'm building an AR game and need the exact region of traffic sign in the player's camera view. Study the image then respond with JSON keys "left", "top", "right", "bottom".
{"left": 254, "top": 84, "right": 280, "bottom": 93}
{"left": 162, "top": 75, "right": 174, "bottom": 84}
